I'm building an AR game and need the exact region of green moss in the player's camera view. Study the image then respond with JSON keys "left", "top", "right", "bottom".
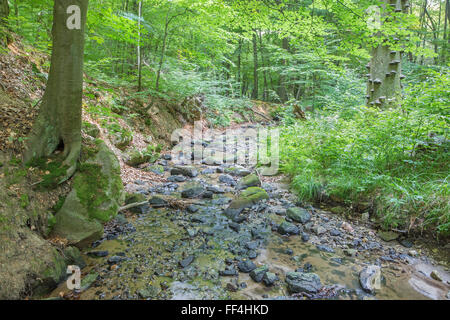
{"left": 229, "top": 187, "right": 269, "bottom": 210}
{"left": 73, "top": 163, "right": 114, "bottom": 222}
{"left": 20, "top": 194, "right": 30, "bottom": 209}
{"left": 26, "top": 156, "right": 68, "bottom": 190}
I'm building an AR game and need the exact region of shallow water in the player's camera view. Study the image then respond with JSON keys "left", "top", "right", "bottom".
{"left": 47, "top": 124, "right": 450, "bottom": 300}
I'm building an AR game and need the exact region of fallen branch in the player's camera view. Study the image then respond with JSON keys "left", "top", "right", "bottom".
{"left": 118, "top": 201, "right": 148, "bottom": 212}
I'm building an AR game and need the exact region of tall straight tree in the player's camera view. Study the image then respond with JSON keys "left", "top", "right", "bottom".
{"left": 25, "top": 0, "right": 89, "bottom": 181}
{"left": 366, "top": 0, "right": 407, "bottom": 107}
{"left": 0, "top": 0, "right": 8, "bottom": 24}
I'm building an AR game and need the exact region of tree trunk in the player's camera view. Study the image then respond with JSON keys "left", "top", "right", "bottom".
{"left": 251, "top": 31, "right": 259, "bottom": 100}
{"left": 0, "top": 0, "right": 8, "bottom": 24}
{"left": 24, "top": 0, "right": 89, "bottom": 182}
{"left": 156, "top": 13, "right": 169, "bottom": 92}
{"left": 366, "top": 0, "right": 405, "bottom": 107}
{"left": 278, "top": 37, "right": 289, "bottom": 102}
{"left": 137, "top": 0, "right": 142, "bottom": 91}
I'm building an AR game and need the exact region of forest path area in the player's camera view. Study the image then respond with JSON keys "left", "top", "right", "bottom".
{"left": 48, "top": 122, "right": 450, "bottom": 301}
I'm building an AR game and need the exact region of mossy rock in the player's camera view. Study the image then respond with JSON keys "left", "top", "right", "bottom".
{"left": 146, "top": 164, "right": 164, "bottom": 175}
{"left": 111, "top": 131, "right": 133, "bottom": 150}
{"left": 32, "top": 249, "right": 68, "bottom": 296}
{"left": 82, "top": 122, "right": 100, "bottom": 138}
{"left": 286, "top": 207, "right": 311, "bottom": 224}
{"left": 52, "top": 141, "right": 124, "bottom": 247}
{"left": 228, "top": 187, "right": 269, "bottom": 210}
{"left": 125, "top": 149, "right": 157, "bottom": 167}
{"left": 237, "top": 174, "right": 261, "bottom": 190}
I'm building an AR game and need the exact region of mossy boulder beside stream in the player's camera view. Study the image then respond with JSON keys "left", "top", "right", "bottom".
{"left": 52, "top": 140, "right": 124, "bottom": 247}
{"left": 225, "top": 187, "right": 269, "bottom": 220}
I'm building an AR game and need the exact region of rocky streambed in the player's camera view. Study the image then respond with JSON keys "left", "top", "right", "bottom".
{"left": 47, "top": 124, "right": 450, "bottom": 300}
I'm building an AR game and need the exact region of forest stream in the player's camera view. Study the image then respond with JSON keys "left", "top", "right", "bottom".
{"left": 46, "top": 123, "right": 450, "bottom": 301}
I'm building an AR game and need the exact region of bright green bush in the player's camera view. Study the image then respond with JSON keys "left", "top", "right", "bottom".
{"left": 279, "top": 70, "right": 449, "bottom": 236}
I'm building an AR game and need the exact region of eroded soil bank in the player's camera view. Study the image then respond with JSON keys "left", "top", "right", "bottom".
{"left": 47, "top": 124, "right": 450, "bottom": 300}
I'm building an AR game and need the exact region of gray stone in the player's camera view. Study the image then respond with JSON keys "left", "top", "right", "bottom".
{"left": 250, "top": 265, "right": 269, "bottom": 282}
{"left": 359, "top": 265, "right": 381, "bottom": 293}
{"left": 286, "top": 207, "right": 311, "bottom": 224}
{"left": 286, "top": 272, "right": 322, "bottom": 294}
{"left": 278, "top": 222, "right": 300, "bottom": 235}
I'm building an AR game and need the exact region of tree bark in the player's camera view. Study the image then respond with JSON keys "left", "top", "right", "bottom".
{"left": 0, "top": 0, "right": 8, "bottom": 24}
{"left": 24, "top": 0, "right": 89, "bottom": 182}
{"left": 137, "top": 0, "right": 142, "bottom": 91}
{"left": 251, "top": 31, "right": 259, "bottom": 100}
{"left": 366, "top": 0, "right": 406, "bottom": 107}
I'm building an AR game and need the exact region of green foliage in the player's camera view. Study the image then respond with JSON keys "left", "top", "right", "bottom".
{"left": 279, "top": 70, "right": 449, "bottom": 236}
{"left": 26, "top": 157, "right": 68, "bottom": 190}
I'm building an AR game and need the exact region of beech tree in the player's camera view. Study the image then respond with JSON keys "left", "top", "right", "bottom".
{"left": 24, "top": 0, "right": 89, "bottom": 181}
{"left": 366, "top": 0, "right": 409, "bottom": 107}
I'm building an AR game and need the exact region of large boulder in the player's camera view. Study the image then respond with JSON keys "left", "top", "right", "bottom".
{"left": 359, "top": 265, "right": 381, "bottom": 293}
{"left": 285, "top": 272, "right": 322, "bottom": 294}
{"left": 224, "top": 187, "right": 269, "bottom": 220}
{"left": 52, "top": 140, "right": 124, "bottom": 247}
{"left": 237, "top": 174, "right": 261, "bottom": 190}
{"left": 286, "top": 207, "right": 311, "bottom": 224}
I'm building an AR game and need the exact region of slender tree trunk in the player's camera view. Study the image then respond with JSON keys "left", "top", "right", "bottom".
{"left": 137, "top": 0, "right": 142, "bottom": 91}
{"left": 237, "top": 38, "right": 242, "bottom": 97}
{"left": 156, "top": 13, "right": 169, "bottom": 92}
{"left": 0, "top": 0, "right": 8, "bottom": 23}
{"left": 278, "top": 37, "right": 289, "bottom": 102}
{"left": 25, "top": 0, "right": 89, "bottom": 182}
{"left": 366, "top": 0, "right": 405, "bottom": 107}
{"left": 259, "top": 31, "right": 268, "bottom": 101}
{"left": 251, "top": 31, "right": 259, "bottom": 100}
{"left": 443, "top": 0, "right": 449, "bottom": 64}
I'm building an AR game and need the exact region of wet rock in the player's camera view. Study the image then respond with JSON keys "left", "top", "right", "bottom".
{"left": 237, "top": 259, "right": 256, "bottom": 273}
{"left": 149, "top": 196, "right": 168, "bottom": 208}
{"left": 250, "top": 265, "right": 269, "bottom": 282}
{"left": 138, "top": 285, "right": 160, "bottom": 299}
{"left": 344, "top": 249, "right": 357, "bottom": 257}
{"left": 187, "top": 204, "right": 199, "bottom": 213}
{"left": 207, "top": 185, "right": 225, "bottom": 194}
{"left": 312, "top": 225, "right": 327, "bottom": 235}
{"left": 162, "top": 154, "right": 172, "bottom": 161}
{"left": 400, "top": 239, "right": 413, "bottom": 248}
{"left": 237, "top": 174, "right": 261, "bottom": 190}
{"left": 286, "top": 272, "right": 322, "bottom": 294}
{"left": 107, "top": 256, "right": 127, "bottom": 264}
{"left": 227, "top": 187, "right": 269, "bottom": 212}
{"left": 220, "top": 267, "right": 238, "bottom": 277}
{"left": 284, "top": 248, "right": 294, "bottom": 255}
{"left": 171, "top": 166, "right": 198, "bottom": 178}
{"left": 378, "top": 231, "right": 399, "bottom": 242}
{"left": 147, "top": 165, "right": 164, "bottom": 175}
{"left": 168, "top": 175, "right": 187, "bottom": 183}
{"left": 201, "top": 191, "right": 214, "bottom": 199}
{"left": 271, "top": 206, "right": 286, "bottom": 216}
{"left": 181, "top": 187, "right": 205, "bottom": 199}
{"left": 330, "top": 229, "right": 341, "bottom": 237}
{"left": 247, "top": 250, "right": 258, "bottom": 259}
{"left": 88, "top": 250, "right": 109, "bottom": 258}
{"left": 179, "top": 255, "right": 195, "bottom": 268}
{"left": 226, "top": 281, "right": 239, "bottom": 292}
{"left": 224, "top": 167, "right": 251, "bottom": 177}
{"left": 229, "top": 222, "right": 241, "bottom": 232}
{"left": 278, "top": 222, "right": 300, "bottom": 236}
{"left": 316, "top": 245, "right": 335, "bottom": 253}
{"left": 219, "top": 174, "right": 236, "bottom": 186}
{"left": 359, "top": 265, "right": 381, "bottom": 293}
{"left": 430, "top": 270, "right": 442, "bottom": 282}
{"left": 125, "top": 193, "right": 150, "bottom": 214}
{"left": 301, "top": 233, "right": 310, "bottom": 242}
{"left": 286, "top": 207, "right": 311, "bottom": 224}
{"left": 263, "top": 272, "right": 278, "bottom": 287}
